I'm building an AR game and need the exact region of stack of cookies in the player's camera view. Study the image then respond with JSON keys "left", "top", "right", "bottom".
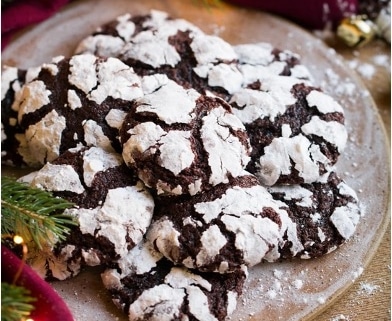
{"left": 1, "top": 10, "right": 361, "bottom": 321}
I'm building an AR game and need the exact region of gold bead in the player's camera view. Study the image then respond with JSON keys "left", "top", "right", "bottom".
{"left": 337, "top": 15, "right": 379, "bottom": 47}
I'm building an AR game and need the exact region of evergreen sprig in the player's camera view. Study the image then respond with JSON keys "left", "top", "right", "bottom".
{"left": 1, "top": 282, "right": 36, "bottom": 321}
{"left": 1, "top": 176, "right": 77, "bottom": 249}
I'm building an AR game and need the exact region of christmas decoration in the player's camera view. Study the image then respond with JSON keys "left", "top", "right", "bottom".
{"left": 2, "top": 245, "right": 74, "bottom": 321}
{"left": 224, "top": 0, "right": 391, "bottom": 44}
{"left": 1, "top": 177, "right": 76, "bottom": 321}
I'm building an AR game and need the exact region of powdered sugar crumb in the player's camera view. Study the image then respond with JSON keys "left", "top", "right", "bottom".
{"left": 210, "top": 23, "right": 225, "bottom": 36}
{"left": 348, "top": 54, "right": 390, "bottom": 81}
{"left": 358, "top": 282, "right": 380, "bottom": 295}
{"left": 292, "top": 279, "right": 304, "bottom": 290}
{"left": 352, "top": 266, "right": 364, "bottom": 280}
{"left": 355, "top": 63, "right": 376, "bottom": 80}
{"left": 330, "top": 314, "right": 350, "bottom": 321}
{"left": 372, "top": 54, "right": 390, "bottom": 68}
{"left": 322, "top": 68, "right": 356, "bottom": 99}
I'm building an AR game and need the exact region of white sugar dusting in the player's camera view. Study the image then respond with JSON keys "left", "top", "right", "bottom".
{"left": 347, "top": 54, "right": 390, "bottom": 83}
{"left": 372, "top": 54, "right": 390, "bottom": 68}
{"left": 348, "top": 60, "right": 376, "bottom": 79}
{"left": 330, "top": 314, "right": 350, "bottom": 321}
{"left": 352, "top": 266, "right": 364, "bottom": 280}
{"left": 322, "top": 68, "right": 357, "bottom": 99}
{"left": 358, "top": 282, "right": 380, "bottom": 295}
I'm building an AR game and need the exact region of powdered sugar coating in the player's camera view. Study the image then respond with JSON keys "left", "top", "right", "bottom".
{"left": 118, "top": 10, "right": 203, "bottom": 68}
{"left": 1, "top": 66, "right": 41, "bottom": 167}
{"left": 30, "top": 163, "right": 85, "bottom": 194}
{"left": 258, "top": 132, "right": 328, "bottom": 186}
{"left": 20, "top": 146, "right": 154, "bottom": 280}
{"left": 74, "top": 13, "right": 134, "bottom": 58}
{"left": 27, "top": 244, "right": 82, "bottom": 281}
{"left": 1, "top": 66, "right": 20, "bottom": 101}
{"left": 25, "top": 109, "right": 67, "bottom": 164}
{"left": 75, "top": 10, "right": 203, "bottom": 64}
{"left": 137, "top": 76, "right": 200, "bottom": 124}
{"left": 147, "top": 172, "right": 301, "bottom": 273}
{"left": 191, "top": 34, "right": 237, "bottom": 65}
{"left": 230, "top": 76, "right": 301, "bottom": 123}
{"left": 201, "top": 104, "right": 251, "bottom": 185}
{"left": 101, "top": 238, "right": 247, "bottom": 321}
{"left": 233, "top": 43, "right": 313, "bottom": 86}
{"left": 306, "top": 90, "right": 344, "bottom": 114}
{"left": 301, "top": 115, "right": 347, "bottom": 153}
{"left": 234, "top": 42, "right": 276, "bottom": 66}
{"left": 231, "top": 81, "right": 347, "bottom": 186}
{"left": 267, "top": 171, "right": 362, "bottom": 259}
{"left": 16, "top": 54, "right": 143, "bottom": 164}
{"left": 70, "top": 55, "right": 143, "bottom": 104}
{"left": 330, "top": 181, "right": 361, "bottom": 240}
{"left": 82, "top": 119, "right": 115, "bottom": 153}
{"left": 17, "top": 80, "right": 51, "bottom": 118}
{"left": 75, "top": 11, "right": 313, "bottom": 103}
{"left": 121, "top": 75, "right": 251, "bottom": 196}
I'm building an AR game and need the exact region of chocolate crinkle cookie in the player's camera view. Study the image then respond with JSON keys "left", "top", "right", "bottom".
{"left": 268, "top": 171, "right": 362, "bottom": 259}
{"left": 147, "top": 171, "right": 303, "bottom": 273}
{"left": 120, "top": 74, "right": 251, "bottom": 196}
{"left": 102, "top": 238, "right": 248, "bottom": 321}
{"left": 231, "top": 79, "right": 347, "bottom": 186}
{"left": 15, "top": 54, "right": 144, "bottom": 165}
{"left": 74, "top": 10, "right": 203, "bottom": 62}
{"left": 18, "top": 146, "right": 154, "bottom": 280}
{"left": 1, "top": 8, "right": 364, "bottom": 321}
{"left": 75, "top": 10, "right": 312, "bottom": 100}
{"left": 233, "top": 42, "right": 312, "bottom": 81}
{"left": 1, "top": 66, "right": 41, "bottom": 167}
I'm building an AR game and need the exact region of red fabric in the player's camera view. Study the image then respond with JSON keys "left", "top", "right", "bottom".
{"left": 1, "top": 0, "right": 70, "bottom": 49}
{"left": 2, "top": 245, "right": 74, "bottom": 321}
{"left": 1, "top": 0, "right": 360, "bottom": 50}
{"left": 225, "top": 0, "right": 359, "bottom": 29}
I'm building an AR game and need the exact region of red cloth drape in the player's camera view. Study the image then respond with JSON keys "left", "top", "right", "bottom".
{"left": 225, "top": 0, "right": 358, "bottom": 30}
{"left": 1, "top": 0, "right": 360, "bottom": 49}
{"left": 1, "top": 0, "right": 70, "bottom": 49}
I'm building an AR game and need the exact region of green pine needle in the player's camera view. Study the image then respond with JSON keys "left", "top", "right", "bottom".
{"left": 1, "top": 283, "right": 36, "bottom": 321}
{"left": 1, "top": 176, "right": 77, "bottom": 249}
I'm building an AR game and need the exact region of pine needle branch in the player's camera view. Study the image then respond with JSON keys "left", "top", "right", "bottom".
{"left": 1, "top": 176, "right": 77, "bottom": 249}
{"left": 1, "top": 282, "right": 36, "bottom": 321}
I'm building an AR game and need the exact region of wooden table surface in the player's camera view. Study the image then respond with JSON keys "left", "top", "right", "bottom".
{"left": 315, "top": 36, "right": 391, "bottom": 321}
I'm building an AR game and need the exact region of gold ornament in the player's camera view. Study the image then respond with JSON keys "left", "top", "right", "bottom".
{"left": 337, "top": 15, "right": 379, "bottom": 47}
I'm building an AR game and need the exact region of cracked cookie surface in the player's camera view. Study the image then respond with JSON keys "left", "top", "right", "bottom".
{"left": 20, "top": 146, "right": 154, "bottom": 280}
{"left": 16, "top": 54, "right": 144, "bottom": 165}
{"left": 120, "top": 74, "right": 251, "bottom": 196}
{"left": 102, "top": 238, "right": 248, "bottom": 321}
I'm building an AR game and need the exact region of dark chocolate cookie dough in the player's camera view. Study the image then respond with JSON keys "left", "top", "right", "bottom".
{"left": 16, "top": 54, "right": 143, "bottom": 165}
{"left": 120, "top": 74, "right": 251, "bottom": 196}
{"left": 20, "top": 146, "right": 154, "bottom": 280}
{"left": 102, "top": 238, "right": 248, "bottom": 321}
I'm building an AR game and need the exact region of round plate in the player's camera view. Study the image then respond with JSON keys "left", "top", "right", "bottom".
{"left": 2, "top": 0, "right": 390, "bottom": 320}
